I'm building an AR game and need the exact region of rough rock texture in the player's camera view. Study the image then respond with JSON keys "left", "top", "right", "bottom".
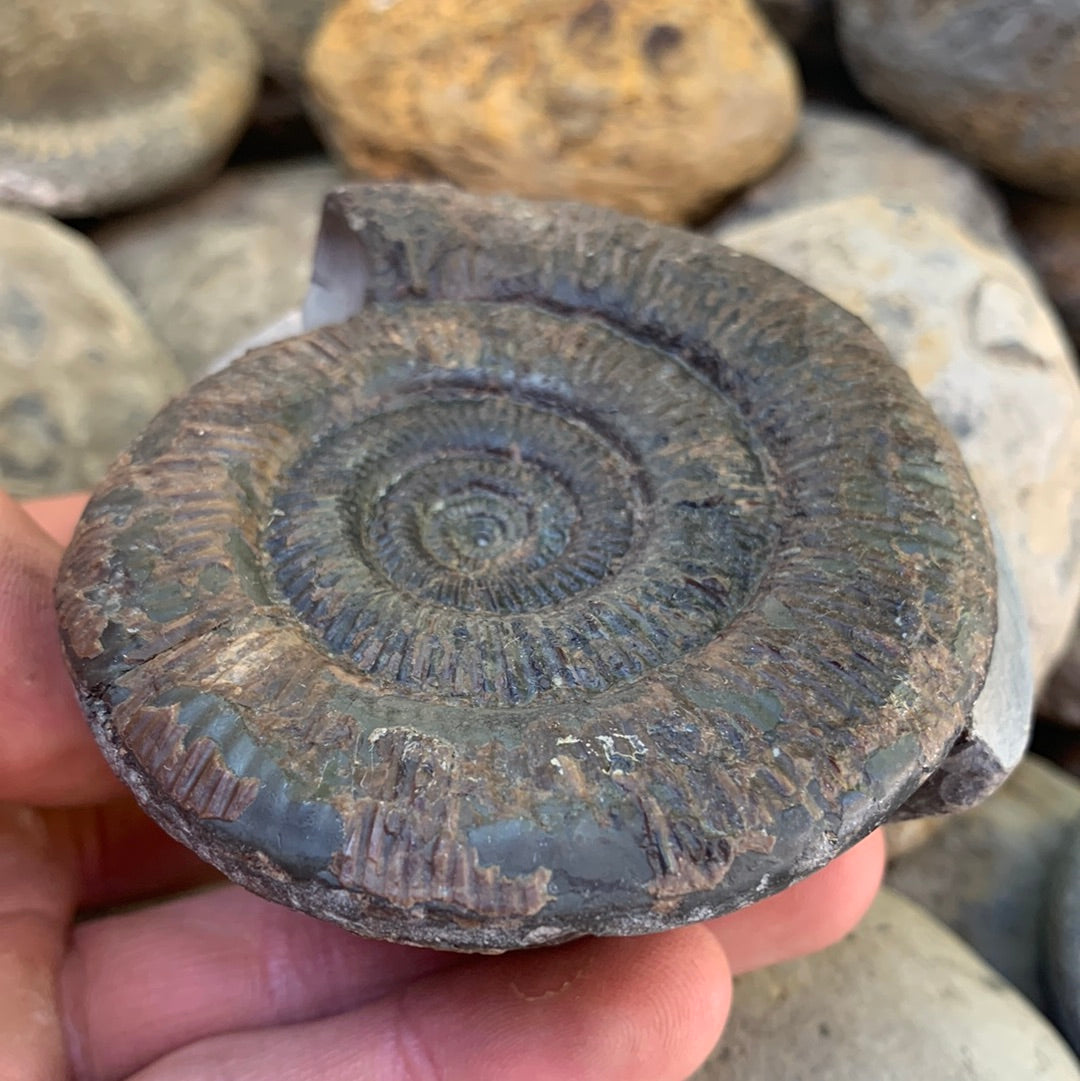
{"left": 0, "top": 205, "right": 184, "bottom": 498}
{"left": 304, "top": 0, "right": 801, "bottom": 224}
{"left": 1013, "top": 198, "right": 1080, "bottom": 347}
{"left": 94, "top": 158, "right": 343, "bottom": 381}
{"left": 0, "top": 0, "right": 259, "bottom": 218}
{"left": 717, "top": 195, "right": 1080, "bottom": 685}
{"left": 694, "top": 888, "right": 1080, "bottom": 1081}
{"left": 718, "top": 104, "right": 1011, "bottom": 248}
{"left": 836, "top": 0, "right": 1080, "bottom": 199}
{"left": 887, "top": 754, "right": 1080, "bottom": 1009}
{"left": 57, "top": 184, "right": 996, "bottom": 951}
{"left": 219, "top": 0, "right": 336, "bottom": 84}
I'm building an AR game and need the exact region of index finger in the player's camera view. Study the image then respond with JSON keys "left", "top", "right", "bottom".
{"left": 21, "top": 492, "right": 89, "bottom": 547}
{"left": 0, "top": 490, "right": 121, "bottom": 805}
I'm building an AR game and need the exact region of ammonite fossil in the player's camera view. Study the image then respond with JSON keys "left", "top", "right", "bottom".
{"left": 57, "top": 183, "right": 1007, "bottom": 951}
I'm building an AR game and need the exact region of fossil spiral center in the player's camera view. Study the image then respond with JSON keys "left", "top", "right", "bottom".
{"left": 344, "top": 395, "right": 643, "bottom": 615}
{"left": 409, "top": 464, "right": 567, "bottom": 568}
{"left": 261, "top": 309, "right": 780, "bottom": 707}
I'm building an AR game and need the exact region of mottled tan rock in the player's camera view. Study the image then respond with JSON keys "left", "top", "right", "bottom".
{"left": 94, "top": 159, "right": 342, "bottom": 381}
{"left": 887, "top": 755, "right": 1080, "bottom": 1008}
{"left": 720, "top": 104, "right": 1010, "bottom": 248}
{"left": 693, "top": 888, "right": 1080, "bottom": 1081}
{"left": 0, "top": 206, "right": 184, "bottom": 497}
{"left": 716, "top": 196, "right": 1080, "bottom": 684}
{"left": 1013, "top": 198, "right": 1080, "bottom": 347}
{"left": 0, "top": 0, "right": 259, "bottom": 217}
{"left": 219, "top": 0, "right": 336, "bottom": 83}
{"left": 836, "top": 0, "right": 1080, "bottom": 199}
{"left": 304, "top": 0, "right": 801, "bottom": 224}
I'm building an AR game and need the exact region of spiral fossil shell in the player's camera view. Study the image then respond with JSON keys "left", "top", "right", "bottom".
{"left": 56, "top": 184, "right": 997, "bottom": 951}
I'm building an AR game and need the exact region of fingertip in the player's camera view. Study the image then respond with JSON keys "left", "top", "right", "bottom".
{"left": 20, "top": 492, "right": 90, "bottom": 549}
{"left": 710, "top": 829, "right": 886, "bottom": 976}
{"left": 0, "top": 490, "right": 120, "bottom": 806}
{"left": 398, "top": 925, "right": 732, "bottom": 1081}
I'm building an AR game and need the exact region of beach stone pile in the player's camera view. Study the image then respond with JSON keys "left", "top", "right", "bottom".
{"left": 3, "top": 1, "right": 1080, "bottom": 1078}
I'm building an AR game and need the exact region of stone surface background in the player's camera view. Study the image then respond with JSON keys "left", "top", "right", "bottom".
{"left": 695, "top": 888, "right": 1080, "bottom": 1081}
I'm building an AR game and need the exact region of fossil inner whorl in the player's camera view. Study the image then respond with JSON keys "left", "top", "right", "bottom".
{"left": 264, "top": 304, "right": 776, "bottom": 706}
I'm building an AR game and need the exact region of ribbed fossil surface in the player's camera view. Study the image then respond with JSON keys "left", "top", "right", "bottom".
{"left": 56, "top": 184, "right": 996, "bottom": 951}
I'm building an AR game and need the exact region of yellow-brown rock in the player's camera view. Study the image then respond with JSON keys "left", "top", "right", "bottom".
{"left": 304, "top": 0, "right": 801, "bottom": 223}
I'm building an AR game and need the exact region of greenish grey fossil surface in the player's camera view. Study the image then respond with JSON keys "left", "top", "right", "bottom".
{"left": 56, "top": 184, "right": 997, "bottom": 951}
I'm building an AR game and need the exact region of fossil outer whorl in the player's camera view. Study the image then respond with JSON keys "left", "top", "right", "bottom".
{"left": 56, "top": 184, "right": 997, "bottom": 951}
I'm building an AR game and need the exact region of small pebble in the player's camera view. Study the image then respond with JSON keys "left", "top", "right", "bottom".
{"left": 694, "top": 888, "right": 1080, "bottom": 1081}
{"left": 888, "top": 755, "right": 1080, "bottom": 1010}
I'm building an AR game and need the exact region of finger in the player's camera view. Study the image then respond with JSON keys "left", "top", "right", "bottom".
{"left": 62, "top": 885, "right": 463, "bottom": 1081}
{"left": 0, "top": 491, "right": 121, "bottom": 806}
{"left": 126, "top": 925, "right": 731, "bottom": 1081}
{"left": 62, "top": 830, "right": 881, "bottom": 1079}
{"left": 21, "top": 492, "right": 89, "bottom": 548}
{"left": 45, "top": 798, "right": 221, "bottom": 912}
{"left": 708, "top": 828, "right": 886, "bottom": 975}
{"left": 0, "top": 803, "right": 79, "bottom": 1081}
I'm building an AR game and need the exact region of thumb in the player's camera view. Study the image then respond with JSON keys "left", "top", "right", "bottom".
{"left": 0, "top": 491, "right": 121, "bottom": 805}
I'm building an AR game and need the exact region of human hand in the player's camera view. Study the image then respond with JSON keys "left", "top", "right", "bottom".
{"left": 2, "top": 490, "right": 884, "bottom": 1081}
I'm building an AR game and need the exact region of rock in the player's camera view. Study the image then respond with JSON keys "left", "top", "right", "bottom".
{"left": 304, "top": 0, "right": 801, "bottom": 224}
{"left": 94, "top": 158, "right": 342, "bottom": 381}
{"left": 0, "top": 205, "right": 184, "bottom": 498}
{"left": 715, "top": 195, "right": 1080, "bottom": 685}
{"left": 1043, "top": 811, "right": 1080, "bottom": 1055}
{"left": 1012, "top": 198, "right": 1080, "bottom": 347}
{"left": 887, "top": 755, "right": 1080, "bottom": 1009}
{"left": 218, "top": 0, "right": 336, "bottom": 84}
{"left": 0, "top": 0, "right": 259, "bottom": 218}
{"left": 835, "top": 0, "right": 1080, "bottom": 200}
{"left": 693, "top": 888, "right": 1080, "bottom": 1081}
{"left": 719, "top": 104, "right": 1011, "bottom": 248}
